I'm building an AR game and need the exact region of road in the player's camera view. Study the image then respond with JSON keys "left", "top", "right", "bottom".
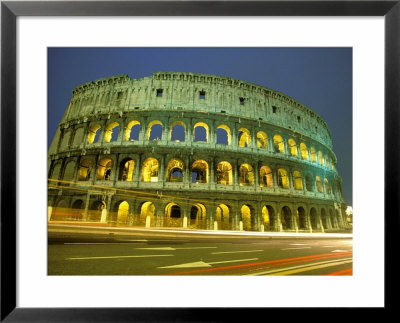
{"left": 48, "top": 224, "right": 353, "bottom": 276}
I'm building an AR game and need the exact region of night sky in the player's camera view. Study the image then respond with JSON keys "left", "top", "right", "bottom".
{"left": 48, "top": 47, "right": 352, "bottom": 205}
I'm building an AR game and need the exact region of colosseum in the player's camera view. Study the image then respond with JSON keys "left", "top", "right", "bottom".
{"left": 48, "top": 71, "right": 349, "bottom": 233}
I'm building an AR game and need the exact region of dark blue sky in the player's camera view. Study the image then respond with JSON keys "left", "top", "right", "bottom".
{"left": 48, "top": 47, "right": 352, "bottom": 205}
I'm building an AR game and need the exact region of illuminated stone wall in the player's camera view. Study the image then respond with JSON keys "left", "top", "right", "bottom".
{"left": 48, "top": 72, "right": 348, "bottom": 232}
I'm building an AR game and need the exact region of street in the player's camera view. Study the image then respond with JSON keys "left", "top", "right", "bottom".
{"left": 48, "top": 224, "right": 352, "bottom": 276}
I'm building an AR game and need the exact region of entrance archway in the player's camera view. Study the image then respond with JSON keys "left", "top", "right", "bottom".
{"left": 281, "top": 206, "right": 293, "bottom": 230}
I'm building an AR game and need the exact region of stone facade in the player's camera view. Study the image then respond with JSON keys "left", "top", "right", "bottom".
{"left": 48, "top": 72, "right": 348, "bottom": 232}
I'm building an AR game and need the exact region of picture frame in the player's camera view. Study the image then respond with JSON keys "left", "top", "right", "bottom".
{"left": 1, "top": 0, "right": 398, "bottom": 321}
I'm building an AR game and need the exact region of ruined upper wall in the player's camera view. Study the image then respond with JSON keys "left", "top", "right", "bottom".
{"left": 63, "top": 72, "right": 333, "bottom": 148}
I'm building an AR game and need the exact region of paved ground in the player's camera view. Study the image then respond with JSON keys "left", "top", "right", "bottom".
{"left": 48, "top": 223, "right": 353, "bottom": 276}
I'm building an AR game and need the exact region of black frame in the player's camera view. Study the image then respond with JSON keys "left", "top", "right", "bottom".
{"left": 1, "top": 1, "right": 399, "bottom": 321}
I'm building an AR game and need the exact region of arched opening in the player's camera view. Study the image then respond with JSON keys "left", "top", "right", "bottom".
{"left": 193, "top": 122, "right": 209, "bottom": 142}
{"left": 293, "top": 171, "right": 303, "bottom": 190}
{"left": 237, "top": 128, "right": 251, "bottom": 147}
{"left": 166, "top": 158, "right": 184, "bottom": 182}
{"left": 241, "top": 204, "right": 254, "bottom": 231}
{"left": 190, "top": 203, "right": 207, "bottom": 229}
{"left": 165, "top": 203, "right": 182, "bottom": 227}
{"left": 117, "top": 201, "right": 129, "bottom": 224}
{"left": 239, "top": 163, "right": 254, "bottom": 186}
{"left": 277, "top": 168, "right": 289, "bottom": 189}
{"left": 273, "top": 135, "right": 285, "bottom": 153}
{"left": 319, "top": 151, "right": 325, "bottom": 165}
{"left": 257, "top": 131, "right": 268, "bottom": 149}
{"left": 325, "top": 155, "right": 330, "bottom": 168}
{"left": 300, "top": 143, "right": 309, "bottom": 160}
{"left": 87, "top": 124, "right": 101, "bottom": 144}
{"left": 263, "top": 205, "right": 276, "bottom": 231}
{"left": 216, "top": 125, "right": 231, "bottom": 145}
{"left": 305, "top": 174, "right": 313, "bottom": 191}
{"left": 147, "top": 120, "right": 163, "bottom": 141}
{"left": 216, "top": 204, "right": 230, "bottom": 230}
{"left": 316, "top": 176, "right": 323, "bottom": 193}
{"left": 139, "top": 201, "right": 155, "bottom": 227}
{"left": 281, "top": 206, "right": 293, "bottom": 230}
{"left": 310, "top": 147, "right": 317, "bottom": 162}
{"left": 329, "top": 209, "right": 336, "bottom": 228}
{"left": 78, "top": 159, "right": 92, "bottom": 181}
{"left": 141, "top": 158, "right": 159, "bottom": 182}
{"left": 260, "top": 166, "right": 273, "bottom": 187}
{"left": 170, "top": 121, "right": 186, "bottom": 142}
{"left": 96, "top": 158, "right": 112, "bottom": 181}
{"left": 125, "top": 120, "right": 140, "bottom": 141}
{"left": 321, "top": 208, "right": 328, "bottom": 229}
{"left": 88, "top": 200, "right": 106, "bottom": 222}
{"left": 297, "top": 207, "right": 306, "bottom": 230}
{"left": 191, "top": 160, "right": 208, "bottom": 183}
{"left": 72, "top": 127, "right": 85, "bottom": 147}
{"left": 310, "top": 207, "right": 318, "bottom": 229}
{"left": 324, "top": 178, "right": 331, "bottom": 194}
{"left": 71, "top": 199, "right": 84, "bottom": 221}
{"left": 51, "top": 200, "right": 68, "bottom": 221}
{"left": 104, "top": 122, "right": 119, "bottom": 143}
{"left": 216, "top": 161, "right": 233, "bottom": 185}
{"left": 118, "top": 158, "right": 135, "bottom": 181}
{"left": 288, "top": 138, "right": 298, "bottom": 156}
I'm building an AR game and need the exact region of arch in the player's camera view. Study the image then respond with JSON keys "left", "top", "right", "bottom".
{"left": 300, "top": 143, "right": 309, "bottom": 160}
{"left": 216, "top": 124, "right": 231, "bottom": 145}
{"left": 239, "top": 163, "right": 254, "bottom": 186}
{"left": 288, "top": 138, "right": 298, "bottom": 156}
{"left": 260, "top": 166, "right": 273, "bottom": 187}
{"left": 310, "top": 207, "right": 318, "bottom": 230}
{"left": 170, "top": 121, "right": 186, "bottom": 142}
{"left": 316, "top": 176, "right": 323, "bottom": 193}
{"left": 63, "top": 160, "right": 76, "bottom": 182}
{"left": 318, "top": 151, "right": 325, "bottom": 165}
{"left": 96, "top": 157, "right": 112, "bottom": 181}
{"left": 190, "top": 203, "right": 207, "bottom": 229}
{"left": 325, "top": 155, "right": 330, "bottom": 168}
{"left": 117, "top": 201, "right": 129, "bottom": 224}
{"left": 166, "top": 158, "right": 184, "bottom": 182}
{"left": 216, "top": 204, "right": 230, "bottom": 230}
{"left": 193, "top": 122, "right": 209, "bottom": 142}
{"left": 297, "top": 207, "right": 307, "bottom": 230}
{"left": 263, "top": 205, "right": 276, "bottom": 231}
{"left": 88, "top": 200, "right": 106, "bottom": 222}
{"left": 310, "top": 147, "right": 317, "bottom": 162}
{"left": 273, "top": 135, "right": 285, "bottom": 153}
{"left": 50, "top": 162, "right": 62, "bottom": 180}
{"left": 281, "top": 206, "right": 293, "bottom": 230}
{"left": 321, "top": 208, "right": 328, "bottom": 229}
{"left": 277, "top": 168, "right": 289, "bottom": 189}
{"left": 52, "top": 199, "right": 69, "bottom": 221}
{"left": 216, "top": 161, "right": 233, "bottom": 185}
{"left": 124, "top": 120, "right": 140, "bottom": 141}
{"left": 147, "top": 120, "right": 163, "bottom": 141}
{"left": 191, "top": 160, "right": 209, "bottom": 183}
{"left": 165, "top": 203, "right": 182, "bottom": 227}
{"left": 139, "top": 201, "right": 155, "bottom": 227}
{"left": 241, "top": 204, "right": 254, "bottom": 231}
{"left": 256, "top": 131, "right": 268, "bottom": 149}
{"left": 78, "top": 159, "right": 92, "bottom": 181}
{"left": 324, "top": 178, "right": 331, "bottom": 194}
{"left": 305, "top": 173, "right": 313, "bottom": 191}
{"left": 293, "top": 171, "right": 303, "bottom": 190}
{"left": 87, "top": 124, "right": 101, "bottom": 144}
{"left": 118, "top": 158, "right": 135, "bottom": 181}
{"left": 237, "top": 128, "right": 251, "bottom": 147}
{"left": 60, "top": 131, "right": 71, "bottom": 150}
{"left": 72, "top": 127, "right": 85, "bottom": 147}
{"left": 104, "top": 122, "right": 120, "bottom": 143}
{"left": 141, "top": 158, "right": 159, "bottom": 182}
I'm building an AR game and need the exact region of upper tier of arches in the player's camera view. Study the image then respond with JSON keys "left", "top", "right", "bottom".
{"left": 63, "top": 72, "right": 332, "bottom": 148}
